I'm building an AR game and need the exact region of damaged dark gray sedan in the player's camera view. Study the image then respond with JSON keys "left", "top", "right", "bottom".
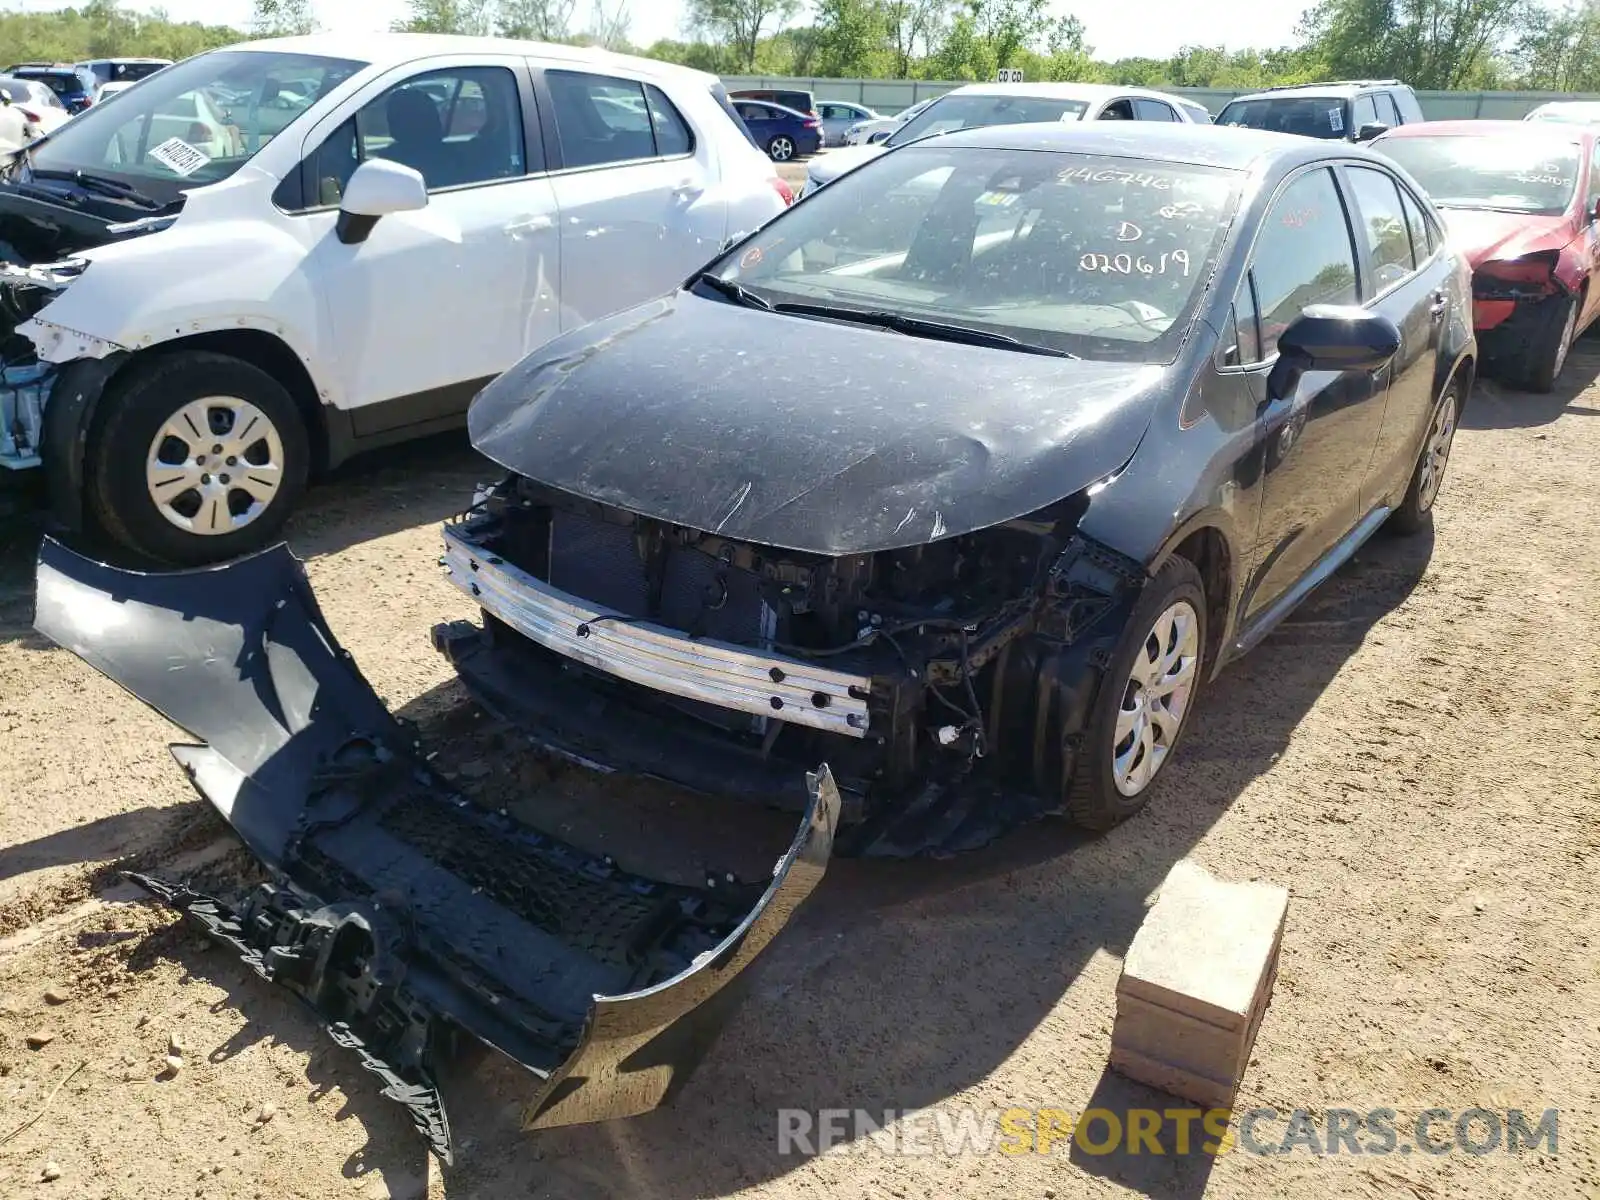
{"left": 446, "top": 122, "right": 1475, "bottom": 842}
{"left": 34, "top": 122, "right": 1475, "bottom": 1161}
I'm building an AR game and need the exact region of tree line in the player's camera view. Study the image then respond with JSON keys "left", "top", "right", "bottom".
{"left": 0, "top": 0, "right": 1595, "bottom": 93}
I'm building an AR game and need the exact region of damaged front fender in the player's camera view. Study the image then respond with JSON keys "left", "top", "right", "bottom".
{"left": 33, "top": 536, "right": 839, "bottom": 1163}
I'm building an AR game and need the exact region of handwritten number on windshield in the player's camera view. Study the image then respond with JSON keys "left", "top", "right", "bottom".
{"left": 1080, "top": 250, "right": 1190, "bottom": 277}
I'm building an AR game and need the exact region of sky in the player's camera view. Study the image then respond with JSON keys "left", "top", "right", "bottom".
{"left": 8, "top": 0, "right": 1312, "bottom": 63}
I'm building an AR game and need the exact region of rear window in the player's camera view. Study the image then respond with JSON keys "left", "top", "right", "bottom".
{"left": 1217, "top": 96, "right": 1350, "bottom": 139}
{"left": 19, "top": 71, "right": 87, "bottom": 97}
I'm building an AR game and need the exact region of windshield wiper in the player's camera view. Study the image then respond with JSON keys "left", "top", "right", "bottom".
{"left": 771, "top": 301, "right": 1078, "bottom": 358}
{"left": 27, "top": 169, "right": 162, "bottom": 210}
{"left": 691, "top": 271, "right": 772, "bottom": 310}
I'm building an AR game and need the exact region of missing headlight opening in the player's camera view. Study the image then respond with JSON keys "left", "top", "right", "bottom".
{"left": 437, "top": 474, "right": 1144, "bottom": 859}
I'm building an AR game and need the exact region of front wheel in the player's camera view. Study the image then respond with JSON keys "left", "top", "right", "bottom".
{"left": 767, "top": 135, "right": 795, "bottom": 162}
{"left": 1067, "top": 555, "right": 1207, "bottom": 830}
{"left": 1513, "top": 294, "right": 1577, "bottom": 393}
{"left": 86, "top": 351, "right": 310, "bottom": 566}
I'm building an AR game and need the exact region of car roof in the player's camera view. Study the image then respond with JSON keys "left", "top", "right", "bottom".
{"left": 1377, "top": 118, "right": 1590, "bottom": 141}
{"left": 1226, "top": 80, "right": 1408, "bottom": 103}
{"left": 14, "top": 66, "right": 86, "bottom": 80}
{"left": 929, "top": 120, "right": 1372, "bottom": 172}
{"left": 942, "top": 81, "right": 1190, "bottom": 105}
{"left": 227, "top": 33, "right": 720, "bottom": 87}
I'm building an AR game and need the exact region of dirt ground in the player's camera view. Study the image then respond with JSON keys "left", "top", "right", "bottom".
{"left": 3, "top": 320, "right": 1600, "bottom": 1196}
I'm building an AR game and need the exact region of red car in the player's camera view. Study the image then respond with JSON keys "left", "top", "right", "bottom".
{"left": 1373, "top": 119, "right": 1600, "bottom": 392}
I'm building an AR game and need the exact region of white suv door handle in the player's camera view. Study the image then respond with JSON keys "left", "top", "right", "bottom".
{"left": 672, "top": 181, "right": 704, "bottom": 202}
{"left": 506, "top": 214, "right": 554, "bottom": 237}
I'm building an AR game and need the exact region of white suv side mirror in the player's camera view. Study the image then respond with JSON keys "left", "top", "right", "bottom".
{"left": 337, "top": 159, "right": 428, "bottom": 245}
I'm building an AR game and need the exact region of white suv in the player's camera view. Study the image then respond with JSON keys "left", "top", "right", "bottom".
{"left": 0, "top": 34, "right": 789, "bottom": 564}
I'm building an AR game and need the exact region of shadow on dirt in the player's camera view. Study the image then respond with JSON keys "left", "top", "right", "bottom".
{"left": 2, "top": 522, "right": 1435, "bottom": 1200}
{"left": 1463, "top": 349, "right": 1600, "bottom": 430}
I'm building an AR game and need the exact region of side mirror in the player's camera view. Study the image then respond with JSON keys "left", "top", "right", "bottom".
{"left": 336, "top": 159, "right": 428, "bottom": 245}
{"left": 1355, "top": 121, "right": 1389, "bottom": 142}
{"left": 868, "top": 130, "right": 890, "bottom": 144}
{"left": 1266, "top": 305, "right": 1401, "bottom": 400}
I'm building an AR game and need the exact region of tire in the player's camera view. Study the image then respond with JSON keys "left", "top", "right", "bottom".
{"left": 1066, "top": 555, "right": 1207, "bottom": 831}
{"left": 1510, "top": 294, "right": 1577, "bottom": 393}
{"left": 86, "top": 351, "right": 310, "bottom": 566}
{"left": 1388, "top": 380, "right": 1462, "bottom": 535}
{"left": 767, "top": 135, "right": 795, "bottom": 162}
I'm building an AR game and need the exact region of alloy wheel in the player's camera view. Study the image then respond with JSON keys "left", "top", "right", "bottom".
{"left": 770, "top": 136, "right": 794, "bottom": 161}
{"left": 144, "top": 395, "right": 286, "bottom": 536}
{"left": 1112, "top": 600, "right": 1200, "bottom": 797}
{"left": 1415, "top": 391, "right": 1459, "bottom": 511}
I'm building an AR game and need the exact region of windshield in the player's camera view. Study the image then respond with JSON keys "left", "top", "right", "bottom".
{"left": 1217, "top": 96, "right": 1349, "bottom": 139}
{"left": 1376, "top": 135, "right": 1580, "bottom": 215}
{"left": 708, "top": 144, "right": 1240, "bottom": 364}
{"left": 17, "top": 50, "right": 363, "bottom": 204}
{"left": 887, "top": 94, "right": 1092, "bottom": 148}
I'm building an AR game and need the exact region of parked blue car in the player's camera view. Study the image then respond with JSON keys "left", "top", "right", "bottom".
{"left": 733, "top": 100, "right": 822, "bottom": 162}
{"left": 13, "top": 65, "right": 97, "bottom": 114}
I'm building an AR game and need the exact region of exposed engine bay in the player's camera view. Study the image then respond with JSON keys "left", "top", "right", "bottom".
{"left": 438, "top": 475, "right": 1145, "bottom": 858}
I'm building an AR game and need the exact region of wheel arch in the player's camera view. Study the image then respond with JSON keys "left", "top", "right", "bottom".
{"left": 1148, "top": 518, "right": 1237, "bottom": 681}
{"left": 40, "top": 329, "right": 330, "bottom": 536}
{"left": 1438, "top": 344, "right": 1476, "bottom": 413}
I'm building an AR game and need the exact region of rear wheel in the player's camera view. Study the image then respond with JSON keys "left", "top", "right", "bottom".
{"left": 86, "top": 351, "right": 310, "bottom": 565}
{"left": 1389, "top": 380, "right": 1461, "bottom": 535}
{"left": 767, "top": 135, "right": 795, "bottom": 162}
{"left": 1066, "top": 555, "right": 1207, "bottom": 830}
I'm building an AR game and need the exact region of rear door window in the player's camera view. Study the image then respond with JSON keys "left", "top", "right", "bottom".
{"left": 1250, "top": 167, "right": 1360, "bottom": 357}
{"left": 1345, "top": 166, "right": 1416, "bottom": 292}
{"left": 548, "top": 70, "right": 669, "bottom": 168}
{"left": 1399, "top": 186, "right": 1434, "bottom": 262}
{"left": 1133, "top": 99, "right": 1177, "bottom": 121}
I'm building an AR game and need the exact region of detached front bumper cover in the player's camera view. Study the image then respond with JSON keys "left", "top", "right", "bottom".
{"left": 33, "top": 536, "right": 839, "bottom": 1164}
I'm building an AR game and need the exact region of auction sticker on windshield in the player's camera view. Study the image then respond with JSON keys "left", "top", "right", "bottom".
{"left": 147, "top": 137, "right": 211, "bottom": 177}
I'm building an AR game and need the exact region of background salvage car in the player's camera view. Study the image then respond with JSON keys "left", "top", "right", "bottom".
{"left": 0, "top": 34, "right": 792, "bottom": 565}
{"left": 801, "top": 81, "right": 1204, "bottom": 197}
{"left": 1372, "top": 119, "right": 1600, "bottom": 392}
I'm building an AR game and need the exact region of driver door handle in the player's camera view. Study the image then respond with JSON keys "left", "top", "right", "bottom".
{"left": 672, "top": 180, "right": 704, "bottom": 202}
{"left": 1429, "top": 289, "right": 1449, "bottom": 319}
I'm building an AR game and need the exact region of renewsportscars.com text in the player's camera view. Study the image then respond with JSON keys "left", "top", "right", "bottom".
{"left": 777, "top": 1106, "right": 1559, "bottom": 1158}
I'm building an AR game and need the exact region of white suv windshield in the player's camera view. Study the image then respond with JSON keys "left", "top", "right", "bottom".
{"left": 887, "top": 94, "right": 1092, "bottom": 148}
{"left": 713, "top": 145, "right": 1241, "bottom": 364}
{"left": 21, "top": 49, "right": 363, "bottom": 204}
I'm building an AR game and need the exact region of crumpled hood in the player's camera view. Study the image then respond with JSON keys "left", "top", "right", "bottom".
{"left": 806, "top": 143, "right": 887, "bottom": 187}
{"left": 1439, "top": 207, "right": 1576, "bottom": 269}
{"left": 468, "top": 292, "right": 1168, "bottom": 556}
